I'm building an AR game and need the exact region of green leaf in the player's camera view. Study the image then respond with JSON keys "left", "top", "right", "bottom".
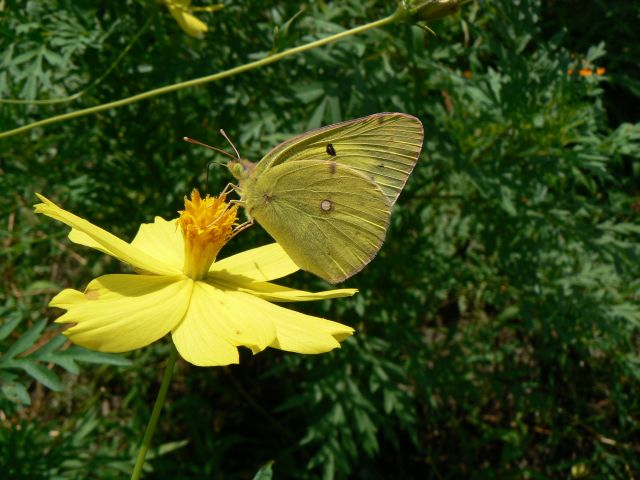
{"left": 156, "top": 439, "right": 189, "bottom": 456}
{"left": 307, "top": 96, "right": 327, "bottom": 129}
{"left": 31, "top": 333, "right": 67, "bottom": 357}
{"left": 58, "top": 346, "right": 132, "bottom": 366}
{"left": 24, "top": 280, "right": 60, "bottom": 293}
{"left": 0, "top": 315, "right": 21, "bottom": 341}
{"left": 49, "top": 355, "right": 79, "bottom": 375}
{"left": 252, "top": 461, "right": 274, "bottom": 480}
{"left": 42, "top": 48, "right": 64, "bottom": 66}
{"left": 3, "top": 319, "right": 47, "bottom": 360}
{"left": 17, "top": 359, "right": 63, "bottom": 391}
{"left": 1, "top": 381, "right": 31, "bottom": 405}
{"left": 11, "top": 48, "right": 38, "bottom": 66}
{"left": 145, "top": 439, "right": 190, "bottom": 460}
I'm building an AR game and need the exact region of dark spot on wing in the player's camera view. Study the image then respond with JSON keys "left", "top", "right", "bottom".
{"left": 326, "top": 143, "right": 337, "bottom": 156}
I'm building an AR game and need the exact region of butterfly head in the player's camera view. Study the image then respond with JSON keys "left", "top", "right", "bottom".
{"left": 227, "top": 158, "right": 256, "bottom": 182}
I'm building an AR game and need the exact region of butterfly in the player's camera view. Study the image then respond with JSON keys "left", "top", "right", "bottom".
{"left": 224, "top": 112, "right": 424, "bottom": 283}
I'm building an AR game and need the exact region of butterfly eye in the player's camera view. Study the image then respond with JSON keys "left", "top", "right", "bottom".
{"left": 326, "top": 144, "right": 337, "bottom": 156}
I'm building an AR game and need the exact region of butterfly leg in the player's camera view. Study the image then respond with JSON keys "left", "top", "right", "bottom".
{"left": 230, "top": 217, "right": 254, "bottom": 239}
{"left": 227, "top": 197, "right": 255, "bottom": 222}
{"left": 217, "top": 182, "right": 241, "bottom": 197}
{"left": 205, "top": 182, "right": 241, "bottom": 216}
{"left": 203, "top": 191, "right": 255, "bottom": 236}
{"left": 228, "top": 197, "right": 254, "bottom": 239}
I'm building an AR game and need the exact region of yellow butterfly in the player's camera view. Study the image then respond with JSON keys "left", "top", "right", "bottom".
{"left": 222, "top": 113, "right": 424, "bottom": 283}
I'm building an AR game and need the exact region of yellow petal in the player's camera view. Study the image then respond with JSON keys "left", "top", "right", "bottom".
{"left": 210, "top": 243, "right": 299, "bottom": 282}
{"left": 169, "top": 8, "right": 208, "bottom": 38}
{"left": 35, "top": 194, "right": 181, "bottom": 276}
{"left": 171, "top": 282, "right": 258, "bottom": 367}
{"left": 270, "top": 311, "right": 354, "bottom": 353}
{"left": 172, "top": 282, "right": 277, "bottom": 365}
{"left": 235, "top": 298, "right": 354, "bottom": 354}
{"left": 227, "top": 280, "right": 358, "bottom": 303}
{"left": 51, "top": 274, "right": 192, "bottom": 352}
{"left": 130, "top": 217, "right": 184, "bottom": 271}
{"left": 67, "top": 229, "right": 114, "bottom": 256}
{"left": 69, "top": 217, "right": 183, "bottom": 271}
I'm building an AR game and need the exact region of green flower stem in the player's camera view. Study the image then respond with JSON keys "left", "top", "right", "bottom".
{"left": 130, "top": 343, "right": 179, "bottom": 480}
{"left": 0, "top": 7, "right": 405, "bottom": 140}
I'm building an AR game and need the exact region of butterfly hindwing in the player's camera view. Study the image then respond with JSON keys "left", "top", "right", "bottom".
{"left": 242, "top": 160, "right": 391, "bottom": 283}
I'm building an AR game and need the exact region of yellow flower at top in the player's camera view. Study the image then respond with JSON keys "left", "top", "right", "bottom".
{"left": 160, "top": 0, "right": 224, "bottom": 39}
{"left": 34, "top": 190, "right": 355, "bottom": 366}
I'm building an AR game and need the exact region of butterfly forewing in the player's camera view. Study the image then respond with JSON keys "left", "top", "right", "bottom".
{"left": 254, "top": 113, "right": 424, "bottom": 206}
{"left": 243, "top": 160, "right": 391, "bottom": 283}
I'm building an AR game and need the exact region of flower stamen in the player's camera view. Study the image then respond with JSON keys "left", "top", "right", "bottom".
{"left": 178, "top": 189, "right": 238, "bottom": 280}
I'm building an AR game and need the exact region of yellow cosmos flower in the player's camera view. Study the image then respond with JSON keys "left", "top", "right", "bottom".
{"left": 160, "top": 0, "right": 224, "bottom": 39}
{"left": 34, "top": 190, "right": 355, "bottom": 367}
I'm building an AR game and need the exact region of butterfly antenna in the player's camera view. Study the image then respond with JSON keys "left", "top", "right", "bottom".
{"left": 183, "top": 136, "right": 237, "bottom": 192}
{"left": 219, "top": 129, "right": 241, "bottom": 159}
{"left": 183, "top": 136, "right": 236, "bottom": 160}
{"left": 204, "top": 161, "right": 225, "bottom": 191}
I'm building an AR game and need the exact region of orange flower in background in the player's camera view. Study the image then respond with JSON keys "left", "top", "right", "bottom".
{"left": 567, "top": 65, "right": 606, "bottom": 77}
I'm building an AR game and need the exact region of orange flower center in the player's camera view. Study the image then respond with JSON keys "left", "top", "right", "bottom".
{"left": 178, "top": 189, "right": 238, "bottom": 280}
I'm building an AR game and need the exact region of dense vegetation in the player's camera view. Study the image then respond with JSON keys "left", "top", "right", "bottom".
{"left": 1, "top": 1, "right": 639, "bottom": 478}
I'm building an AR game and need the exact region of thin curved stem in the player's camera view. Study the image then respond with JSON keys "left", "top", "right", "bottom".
{"left": 0, "top": 8, "right": 403, "bottom": 139}
{"left": 130, "top": 343, "right": 179, "bottom": 480}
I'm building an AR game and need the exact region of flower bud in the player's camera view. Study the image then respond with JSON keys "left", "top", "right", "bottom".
{"left": 407, "top": 0, "right": 460, "bottom": 21}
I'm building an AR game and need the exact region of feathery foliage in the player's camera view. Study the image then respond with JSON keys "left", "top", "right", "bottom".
{"left": 1, "top": 0, "right": 639, "bottom": 478}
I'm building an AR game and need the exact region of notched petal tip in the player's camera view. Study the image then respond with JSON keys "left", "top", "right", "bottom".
{"left": 50, "top": 288, "right": 86, "bottom": 310}
{"left": 243, "top": 298, "right": 355, "bottom": 354}
{"left": 33, "top": 192, "right": 58, "bottom": 208}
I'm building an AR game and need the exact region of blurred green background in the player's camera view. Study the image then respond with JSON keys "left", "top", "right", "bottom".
{"left": 1, "top": 0, "right": 639, "bottom": 478}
